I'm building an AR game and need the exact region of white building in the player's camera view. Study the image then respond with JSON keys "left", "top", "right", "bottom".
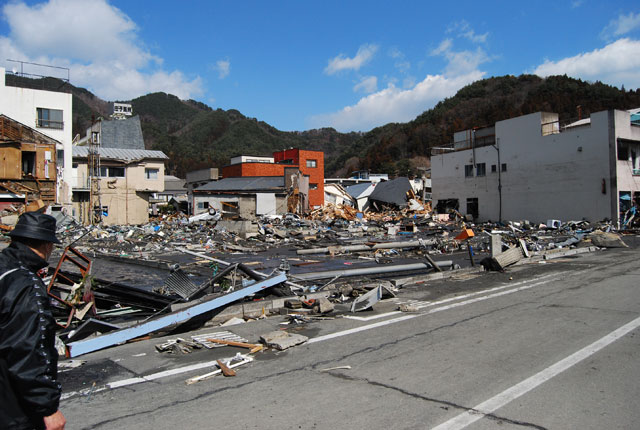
{"left": 229, "top": 155, "right": 274, "bottom": 165}
{"left": 0, "top": 67, "right": 73, "bottom": 210}
{"left": 431, "top": 109, "right": 640, "bottom": 224}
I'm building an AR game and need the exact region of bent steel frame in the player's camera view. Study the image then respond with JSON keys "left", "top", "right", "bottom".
{"left": 66, "top": 272, "right": 287, "bottom": 357}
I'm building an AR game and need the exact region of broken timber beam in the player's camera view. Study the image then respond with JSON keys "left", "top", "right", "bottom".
{"left": 216, "top": 360, "right": 236, "bottom": 377}
{"left": 66, "top": 272, "right": 287, "bottom": 357}
{"left": 206, "top": 338, "right": 263, "bottom": 354}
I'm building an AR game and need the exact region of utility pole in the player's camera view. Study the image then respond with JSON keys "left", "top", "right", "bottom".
{"left": 88, "top": 119, "right": 102, "bottom": 225}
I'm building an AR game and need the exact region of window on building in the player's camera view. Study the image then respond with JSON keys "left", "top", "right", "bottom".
{"left": 310, "top": 183, "right": 318, "bottom": 190}
{"left": 99, "top": 166, "right": 125, "bottom": 177}
{"left": 476, "top": 163, "right": 486, "bottom": 177}
{"left": 306, "top": 159, "right": 318, "bottom": 168}
{"left": 197, "top": 201, "right": 209, "bottom": 209}
{"left": 36, "top": 108, "right": 63, "bottom": 130}
{"left": 57, "top": 150, "right": 64, "bottom": 168}
{"left": 464, "top": 165, "right": 474, "bottom": 177}
{"left": 491, "top": 164, "right": 497, "bottom": 173}
{"left": 145, "top": 168, "right": 159, "bottom": 180}
{"left": 501, "top": 163, "right": 507, "bottom": 172}
{"left": 618, "top": 141, "right": 629, "bottom": 160}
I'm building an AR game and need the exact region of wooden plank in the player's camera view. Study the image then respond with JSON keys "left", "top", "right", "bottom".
{"left": 424, "top": 253, "right": 443, "bottom": 272}
{"left": 216, "top": 359, "right": 236, "bottom": 377}
{"left": 207, "top": 338, "right": 263, "bottom": 354}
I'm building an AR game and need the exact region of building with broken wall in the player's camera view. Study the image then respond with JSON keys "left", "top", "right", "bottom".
{"left": 222, "top": 148, "right": 324, "bottom": 209}
{"left": 431, "top": 109, "right": 640, "bottom": 224}
{"left": 72, "top": 147, "right": 168, "bottom": 225}
{"left": 192, "top": 176, "right": 289, "bottom": 219}
{"left": 0, "top": 115, "right": 59, "bottom": 211}
{"left": 0, "top": 66, "right": 73, "bottom": 211}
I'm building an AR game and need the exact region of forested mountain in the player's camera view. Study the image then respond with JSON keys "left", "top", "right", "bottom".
{"left": 9, "top": 73, "right": 639, "bottom": 178}
{"left": 327, "top": 75, "right": 640, "bottom": 177}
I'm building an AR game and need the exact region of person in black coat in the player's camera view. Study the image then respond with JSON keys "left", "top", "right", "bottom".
{"left": 0, "top": 212, "right": 66, "bottom": 430}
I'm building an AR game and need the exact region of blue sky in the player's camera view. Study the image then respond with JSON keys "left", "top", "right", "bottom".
{"left": 1, "top": 1, "right": 639, "bottom": 132}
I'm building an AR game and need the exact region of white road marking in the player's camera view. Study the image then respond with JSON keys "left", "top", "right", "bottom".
{"left": 431, "top": 314, "right": 640, "bottom": 430}
{"left": 343, "top": 311, "right": 401, "bottom": 321}
{"left": 60, "top": 273, "right": 561, "bottom": 400}
{"left": 308, "top": 275, "right": 560, "bottom": 344}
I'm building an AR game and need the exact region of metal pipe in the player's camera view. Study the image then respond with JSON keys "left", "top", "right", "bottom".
{"left": 296, "top": 240, "right": 436, "bottom": 256}
{"left": 291, "top": 260, "right": 453, "bottom": 281}
{"left": 177, "top": 248, "right": 304, "bottom": 290}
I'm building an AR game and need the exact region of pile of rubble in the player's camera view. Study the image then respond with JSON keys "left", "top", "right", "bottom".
{"left": 1, "top": 203, "right": 636, "bottom": 361}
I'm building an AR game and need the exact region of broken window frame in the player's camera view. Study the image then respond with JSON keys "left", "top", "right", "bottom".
{"left": 618, "top": 141, "right": 629, "bottom": 161}
{"left": 466, "top": 197, "right": 479, "bottom": 219}
{"left": 464, "top": 164, "right": 474, "bottom": 177}
{"left": 22, "top": 151, "right": 36, "bottom": 176}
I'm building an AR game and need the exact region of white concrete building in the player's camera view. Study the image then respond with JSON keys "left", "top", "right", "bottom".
{"left": 0, "top": 67, "right": 73, "bottom": 210}
{"left": 229, "top": 155, "right": 274, "bottom": 165}
{"left": 431, "top": 109, "right": 640, "bottom": 224}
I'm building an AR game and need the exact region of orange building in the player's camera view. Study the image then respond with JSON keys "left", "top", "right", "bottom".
{"left": 222, "top": 149, "right": 324, "bottom": 207}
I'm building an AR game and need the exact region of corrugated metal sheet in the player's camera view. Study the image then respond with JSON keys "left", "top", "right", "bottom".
{"left": 100, "top": 116, "right": 145, "bottom": 150}
{"left": 368, "top": 177, "right": 412, "bottom": 207}
{"left": 73, "top": 146, "right": 168, "bottom": 161}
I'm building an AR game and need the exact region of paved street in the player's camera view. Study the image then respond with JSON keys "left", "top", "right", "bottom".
{"left": 59, "top": 245, "right": 640, "bottom": 430}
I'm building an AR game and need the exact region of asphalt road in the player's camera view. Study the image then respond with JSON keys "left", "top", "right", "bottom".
{"left": 58, "top": 244, "right": 640, "bottom": 430}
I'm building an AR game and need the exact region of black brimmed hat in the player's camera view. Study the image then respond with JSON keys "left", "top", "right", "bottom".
{"left": 9, "top": 212, "right": 60, "bottom": 244}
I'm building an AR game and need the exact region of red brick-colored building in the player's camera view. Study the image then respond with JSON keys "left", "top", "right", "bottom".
{"left": 222, "top": 149, "right": 324, "bottom": 208}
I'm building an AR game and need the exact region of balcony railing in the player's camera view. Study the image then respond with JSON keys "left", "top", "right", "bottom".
{"left": 36, "top": 119, "right": 64, "bottom": 130}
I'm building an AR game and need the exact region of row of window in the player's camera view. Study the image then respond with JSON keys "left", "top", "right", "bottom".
{"left": 465, "top": 163, "right": 507, "bottom": 177}
{"left": 94, "top": 167, "right": 159, "bottom": 179}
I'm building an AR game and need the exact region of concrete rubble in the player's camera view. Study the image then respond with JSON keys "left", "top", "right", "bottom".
{"left": 2, "top": 201, "right": 638, "bottom": 363}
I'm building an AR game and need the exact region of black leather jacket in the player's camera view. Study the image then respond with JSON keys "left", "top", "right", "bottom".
{"left": 0, "top": 242, "right": 61, "bottom": 430}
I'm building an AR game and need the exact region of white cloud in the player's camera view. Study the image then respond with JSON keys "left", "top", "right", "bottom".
{"left": 353, "top": 76, "right": 377, "bottom": 93}
{"left": 431, "top": 39, "right": 453, "bottom": 56}
{"left": 431, "top": 38, "right": 490, "bottom": 77}
{"left": 389, "top": 47, "right": 411, "bottom": 73}
{"left": 601, "top": 12, "right": 640, "bottom": 40}
{"left": 309, "top": 71, "right": 484, "bottom": 132}
{"left": 447, "top": 20, "right": 488, "bottom": 44}
{"left": 533, "top": 38, "right": 640, "bottom": 89}
{"left": 311, "top": 37, "right": 490, "bottom": 132}
{"left": 213, "top": 59, "right": 231, "bottom": 79}
{"left": 324, "top": 44, "right": 378, "bottom": 75}
{"left": 0, "top": 0, "right": 203, "bottom": 100}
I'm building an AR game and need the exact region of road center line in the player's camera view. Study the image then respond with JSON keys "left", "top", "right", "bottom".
{"left": 431, "top": 314, "right": 640, "bottom": 430}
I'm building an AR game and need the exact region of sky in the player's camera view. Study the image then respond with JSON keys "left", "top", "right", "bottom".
{"left": 1, "top": 1, "right": 640, "bottom": 133}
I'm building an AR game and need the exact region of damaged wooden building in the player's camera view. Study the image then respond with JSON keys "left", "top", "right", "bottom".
{"left": 0, "top": 115, "right": 59, "bottom": 211}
